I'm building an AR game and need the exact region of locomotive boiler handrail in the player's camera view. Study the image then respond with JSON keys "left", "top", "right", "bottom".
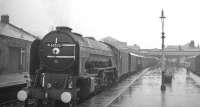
{"left": 47, "top": 56, "right": 75, "bottom": 59}
{"left": 61, "top": 44, "right": 76, "bottom": 47}
{"left": 93, "top": 66, "right": 116, "bottom": 71}
{"left": 80, "top": 45, "right": 111, "bottom": 52}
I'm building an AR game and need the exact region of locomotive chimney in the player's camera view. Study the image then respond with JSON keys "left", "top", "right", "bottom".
{"left": 56, "top": 26, "right": 72, "bottom": 32}
{"left": 1, "top": 15, "right": 9, "bottom": 24}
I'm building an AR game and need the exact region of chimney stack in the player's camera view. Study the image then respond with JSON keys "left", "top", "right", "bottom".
{"left": 56, "top": 26, "right": 72, "bottom": 32}
{"left": 1, "top": 15, "right": 9, "bottom": 24}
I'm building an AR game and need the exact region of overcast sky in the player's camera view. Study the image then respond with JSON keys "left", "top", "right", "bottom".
{"left": 0, "top": 0, "right": 200, "bottom": 49}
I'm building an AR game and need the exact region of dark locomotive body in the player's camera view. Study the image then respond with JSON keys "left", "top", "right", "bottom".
{"left": 17, "top": 26, "right": 158, "bottom": 107}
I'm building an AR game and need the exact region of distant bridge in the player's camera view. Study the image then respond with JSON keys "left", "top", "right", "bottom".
{"left": 141, "top": 50, "right": 200, "bottom": 57}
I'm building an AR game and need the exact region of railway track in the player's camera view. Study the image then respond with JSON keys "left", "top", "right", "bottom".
{"left": 0, "top": 99, "right": 23, "bottom": 107}
{"left": 0, "top": 84, "right": 26, "bottom": 107}
{"left": 0, "top": 68, "right": 153, "bottom": 107}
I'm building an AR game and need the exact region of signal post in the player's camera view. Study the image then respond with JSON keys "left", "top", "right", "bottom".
{"left": 160, "top": 10, "right": 166, "bottom": 91}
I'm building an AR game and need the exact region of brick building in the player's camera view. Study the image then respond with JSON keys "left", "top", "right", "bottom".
{"left": 0, "top": 15, "right": 37, "bottom": 74}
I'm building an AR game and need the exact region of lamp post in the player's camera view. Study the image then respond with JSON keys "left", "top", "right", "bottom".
{"left": 160, "top": 10, "right": 166, "bottom": 91}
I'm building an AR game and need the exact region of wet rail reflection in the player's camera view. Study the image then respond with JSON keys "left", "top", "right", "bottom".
{"left": 109, "top": 67, "right": 200, "bottom": 107}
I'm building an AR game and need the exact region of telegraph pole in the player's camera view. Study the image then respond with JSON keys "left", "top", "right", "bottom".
{"left": 160, "top": 10, "right": 166, "bottom": 91}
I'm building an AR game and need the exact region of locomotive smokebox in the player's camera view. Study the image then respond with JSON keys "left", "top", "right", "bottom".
{"left": 40, "top": 26, "right": 77, "bottom": 72}
{"left": 56, "top": 26, "right": 72, "bottom": 32}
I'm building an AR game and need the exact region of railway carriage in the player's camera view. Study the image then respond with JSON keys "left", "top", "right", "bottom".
{"left": 193, "top": 55, "right": 200, "bottom": 74}
{"left": 142, "top": 56, "right": 158, "bottom": 68}
{"left": 186, "top": 55, "right": 200, "bottom": 75}
{"left": 129, "top": 53, "right": 143, "bottom": 73}
{"left": 118, "top": 50, "right": 129, "bottom": 78}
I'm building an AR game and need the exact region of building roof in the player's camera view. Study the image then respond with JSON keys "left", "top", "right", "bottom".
{"left": 0, "top": 15, "right": 37, "bottom": 41}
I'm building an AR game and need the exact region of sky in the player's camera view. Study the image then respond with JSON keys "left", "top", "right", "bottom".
{"left": 0, "top": 0, "right": 200, "bottom": 49}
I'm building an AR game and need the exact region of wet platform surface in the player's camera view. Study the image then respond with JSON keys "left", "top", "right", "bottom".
{"left": 77, "top": 68, "right": 151, "bottom": 107}
{"left": 109, "top": 67, "right": 200, "bottom": 107}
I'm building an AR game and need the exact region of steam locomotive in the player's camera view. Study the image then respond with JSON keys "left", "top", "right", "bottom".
{"left": 17, "top": 26, "right": 158, "bottom": 107}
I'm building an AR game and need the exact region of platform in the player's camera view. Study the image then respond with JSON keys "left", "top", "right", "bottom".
{"left": 0, "top": 72, "right": 28, "bottom": 88}
{"left": 109, "top": 67, "right": 200, "bottom": 107}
